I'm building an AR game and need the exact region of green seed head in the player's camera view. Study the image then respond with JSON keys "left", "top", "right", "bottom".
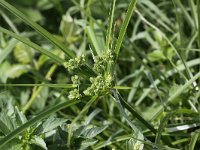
{"left": 68, "top": 89, "right": 82, "bottom": 100}
{"left": 63, "top": 55, "right": 86, "bottom": 72}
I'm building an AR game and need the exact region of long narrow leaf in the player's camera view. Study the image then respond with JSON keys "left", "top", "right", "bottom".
{"left": 114, "top": 0, "right": 137, "bottom": 61}
{"left": 0, "top": 0, "right": 75, "bottom": 58}
{"left": 0, "top": 84, "right": 73, "bottom": 88}
{"left": 106, "top": 0, "right": 116, "bottom": 50}
{"left": 0, "top": 27, "right": 64, "bottom": 64}
{"left": 86, "top": 26, "right": 102, "bottom": 56}
{"left": 189, "top": 131, "right": 200, "bottom": 150}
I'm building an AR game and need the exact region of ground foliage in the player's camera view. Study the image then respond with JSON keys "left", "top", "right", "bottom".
{"left": 0, "top": 0, "right": 200, "bottom": 149}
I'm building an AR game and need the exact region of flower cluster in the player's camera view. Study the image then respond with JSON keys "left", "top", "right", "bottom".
{"left": 71, "top": 75, "right": 79, "bottom": 87}
{"left": 83, "top": 74, "right": 113, "bottom": 96}
{"left": 68, "top": 75, "right": 81, "bottom": 100}
{"left": 68, "top": 88, "right": 82, "bottom": 100}
{"left": 106, "top": 49, "right": 115, "bottom": 63}
{"left": 63, "top": 55, "right": 85, "bottom": 72}
{"left": 93, "top": 57, "right": 105, "bottom": 73}
{"left": 93, "top": 49, "right": 114, "bottom": 73}
{"left": 133, "top": 142, "right": 142, "bottom": 150}
{"left": 66, "top": 49, "right": 114, "bottom": 99}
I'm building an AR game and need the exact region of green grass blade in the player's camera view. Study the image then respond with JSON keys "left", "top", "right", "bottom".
{"left": 0, "top": 99, "right": 80, "bottom": 148}
{"left": 111, "top": 90, "right": 141, "bottom": 133}
{"left": 94, "top": 134, "right": 133, "bottom": 149}
{"left": 0, "top": 0, "right": 75, "bottom": 58}
{"left": 86, "top": 26, "right": 102, "bottom": 56}
{"left": 155, "top": 112, "right": 174, "bottom": 145}
{"left": 114, "top": 0, "right": 137, "bottom": 61}
{"left": 175, "top": 0, "right": 194, "bottom": 28}
{"left": 136, "top": 58, "right": 200, "bottom": 106}
{"left": 127, "top": 75, "right": 142, "bottom": 103}
{"left": 106, "top": 0, "right": 116, "bottom": 50}
{"left": 189, "top": 131, "right": 200, "bottom": 150}
{"left": 188, "top": 0, "right": 198, "bottom": 29}
{"left": 113, "top": 86, "right": 132, "bottom": 90}
{"left": 168, "top": 72, "right": 200, "bottom": 103}
{"left": 151, "top": 71, "right": 200, "bottom": 120}
{"left": 139, "top": 0, "right": 173, "bottom": 29}
{"left": 0, "top": 26, "right": 64, "bottom": 64}
{"left": 0, "top": 10, "right": 19, "bottom": 33}
{"left": 198, "top": 0, "right": 200, "bottom": 47}
{"left": 116, "top": 91, "right": 156, "bottom": 134}
{"left": 0, "top": 84, "right": 73, "bottom": 88}
{"left": 136, "top": 10, "right": 196, "bottom": 86}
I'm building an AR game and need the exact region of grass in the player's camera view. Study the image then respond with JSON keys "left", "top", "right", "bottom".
{"left": 0, "top": 0, "right": 200, "bottom": 149}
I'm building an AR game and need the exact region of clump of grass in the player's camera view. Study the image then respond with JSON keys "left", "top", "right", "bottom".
{"left": 0, "top": 0, "right": 200, "bottom": 149}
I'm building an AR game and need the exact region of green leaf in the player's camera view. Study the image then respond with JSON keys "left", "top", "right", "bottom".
{"left": 168, "top": 84, "right": 186, "bottom": 104}
{"left": 111, "top": 90, "right": 144, "bottom": 145}
{"left": 0, "top": 62, "right": 29, "bottom": 82}
{"left": 14, "top": 42, "right": 34, "bottom": 64}
{"left": 84, "top": 108, "right": 101, "bottom": 125}
{"left": 114, "top": 0, "right": 137, "bottom": 61}
{"left": 0, "top": 112, "right": 17, "bottom": 135}
{"left": 41, "top": 117, "right": 67, "bottom": 133}
{"left": 155, "top": 112, "right": 173, "bottom": 145}
{"left": 15, "top": 107, "right": 27, "bottom": 126}
{"left": 112, "top": 90, "right": 156, "bottom": 134}
{"left": 151, "top": 71, "right": 200, "bottom": 120}
{"left": 0, "top": 99, "right": 80, "bottom": 148}
{"left": 32, "top": 87, "right": 49, "bottom": 112}
{"left": 30, "top": 136, "right": 47, "bottom": 150}
{"left": 78, "top": 139, "right": 98, "bottom": 150}
{"left": 86, "top": 26, "right": 102, "bottom": 56}
{"left": 16, "top": 6, "right": 43, "bottom": 22}
{"left": 0, "top": 61, "right": 11, "bottom": 83}
{"left": 189, "top": 131, "right": 200, "bottom": 150}
{"left": 148, "top": 50, "right": 166, "bottom": 61}
{"left": 0, "top": 120, "right": 12, "bottom": 135}
{"left": 60, "top": 12, "right": 79, "bottom": 43}
{"left": 0, "top": 39, "right": 18, "bottom": 64}
{"left": 6, "top": 64, "right": 30, "bottom": 79}
{"left": 106, "top": 0, "right": 116, "bottom": 50}
{"left": 82, "top": 125, "right": 108, "bottom": 139}
{"left": 1, "top": 139, "right": 22, "bottom": 150}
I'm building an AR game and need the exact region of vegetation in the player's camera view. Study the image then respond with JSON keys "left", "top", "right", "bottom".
{"left": 0, "top": 0, "right": 200, "bottom": 149}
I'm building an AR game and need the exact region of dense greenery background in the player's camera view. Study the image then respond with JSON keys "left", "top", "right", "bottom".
{"left": 0, "top": 0, "right": 200, "bottom": 149}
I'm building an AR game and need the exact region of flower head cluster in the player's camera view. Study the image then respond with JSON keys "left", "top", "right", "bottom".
{"left": 83, "top": 74, "right": 113, "bottom": 96}
{"left": 93, "top": 57, "right": 105, "bottom": 73}
{"left": 106, "top": 49, "right": 114, "bottom": 63}
{"left": 63, "top": 55, "right": 85, "bottom": 72}
{"left": 71, "top": 75, "right": 79, "bottom": 87}
{"left": 68, "top": 75, "right": 81, "bottom": 100}
{"left": 66, "top": 49, "right": 114, "bottom": 99}
{"left": 133, "top": 142, "right": 143, "bottom": 150}
{"left": 93, "top": 49, "right": 114, "bottom": 73}
{"left": 68, "top": 89, "right": 82, "bottom": 100}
